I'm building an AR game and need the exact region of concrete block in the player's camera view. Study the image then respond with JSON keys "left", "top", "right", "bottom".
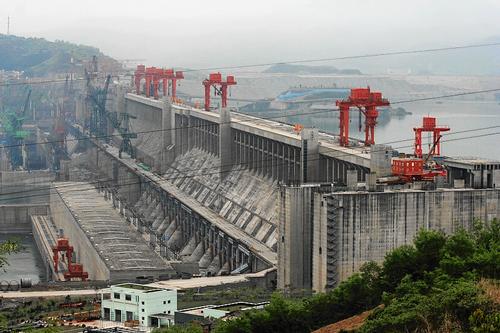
{"left": 370, "top": 144, "right": 393, "bottom": 177}
{"left": 346, "top": 170, "right": 358, "bottom": 190}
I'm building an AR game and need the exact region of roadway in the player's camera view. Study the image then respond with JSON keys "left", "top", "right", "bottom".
{"left": 1, "top": 268, "right": 275, "bottom": 299}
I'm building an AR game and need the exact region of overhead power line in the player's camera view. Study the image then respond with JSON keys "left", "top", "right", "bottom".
{"left": 1, "top": 87, "right": 499, "bottom": 151}
{"left": 0, "top": 41, "right": 499, "bottom": 89}
{"left": 182, "top": 42, "right": 500, "bottom": 72}
{"left": 1, "top": 128, "right": 500, "bottom": 202}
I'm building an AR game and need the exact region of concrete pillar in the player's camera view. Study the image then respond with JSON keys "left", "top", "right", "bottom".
{"left": 75, "top": 94, "right": 86, "bottom": 126}
{"left": 219, "top": 107, "right": 232, "bottom": 180}
{"left": 370, "top": 144, "right": 393, "bottom": 177}
{"left": 367, "top": 172, "right": 377, "bottom": 191}
{"left": 473, "top": 170, "right": 482, "bottom": 188}
{"left": 346, "top": 169, "right": 358, "bottom": 190}
{"left": 278, "top": 185, "right": 317, "bottom": 290}
{"left": 160, "top": 98, "right": 175, "bottom": 172}
{"left": 300, "top": 128, "right": 319, "bottom": 184}
{"left": 493, "top": 169, "right": 500, "bottom": 188}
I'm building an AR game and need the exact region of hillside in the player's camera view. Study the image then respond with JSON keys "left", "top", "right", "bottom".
{"left": 0, "top": 34, "right": 122, "bottom": 76}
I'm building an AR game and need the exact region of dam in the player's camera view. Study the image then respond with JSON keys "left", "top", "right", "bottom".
{"left": 12, "top": 74, "right": 499, "bottom": 288}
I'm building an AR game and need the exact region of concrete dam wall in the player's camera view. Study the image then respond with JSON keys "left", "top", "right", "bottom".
{"left": 0, "top": 204, "right": 49, "bottom": 233}
{"left": 278, "top": 186, "right": 500, "bottom": 292}
{"left": 314, "top": 188, "right": 500, "bottom": 291}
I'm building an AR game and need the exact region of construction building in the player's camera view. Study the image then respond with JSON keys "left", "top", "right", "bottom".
{"left": 101, "top": 283, "right": 177, "bottom": 328}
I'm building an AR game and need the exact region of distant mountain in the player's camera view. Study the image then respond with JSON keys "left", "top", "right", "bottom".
{"left": 264, "top": 63, "right": 362, "bottom": 75}
{"left": 0, "top": 34, "right": 122, "bottom": 76}
{"left": 342, "top": 36, "right": 500, "bottom": 76}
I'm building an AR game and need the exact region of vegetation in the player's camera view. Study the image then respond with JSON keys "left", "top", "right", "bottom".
{"left": 163, "top": 220, "right": 499, "bottom": 333}
{"left": 178, "top": 287, "right": 273, "bottom": 309}
{"left": 0, "top": 34, "right": 121, "bottom": 76}
{"left": 0, "top": 238, "right": 22, "bottom": 270}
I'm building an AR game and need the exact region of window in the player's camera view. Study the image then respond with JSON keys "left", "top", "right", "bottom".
{"left": 141, "top": 301, "right": 145, "bottom": 305}
{"left": 113, "top": 293, "right": 120, "bottom": 299}
{"left": 125, "top": 294, "right": 131, "bottom": 301}
{"left": 142, "top": 317, "right": 144, "bottom": 320}
{"left": 168, "top": 310, "right": 171, "bottom": 314}
{"left": 168, "top": 300, "right": 171, "bottom": 304}
{"left": 141, "top": 309, "right": 144, "bottom": 312}
{"left": 163, "top": 301, "right": 166, "bottom": 304}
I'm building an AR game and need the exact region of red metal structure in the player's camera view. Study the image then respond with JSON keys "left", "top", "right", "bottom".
{"left": 413, "top": 116, "right": 450, "bottom": 158}
{"left": 144, "top": 67, "right": 163, "bottom": 99}
{"left": 134, "top": 65, "right": 184, "bottom": 100}
{"left": 134, "top": 65, "right": 146, "bottom": 94}
{"left": 162, "top": 69, "right": 184, "bottom": 100}
{"left": 202, "top": 73, "right": 237, "bottom": 111}
{"left": 52, "top": 238, "right": 88, "bottom": 281}
{"left": 391, "top": 116, "right": 450, "bottom": 183}
{"left": 335, "top": 87, "right": 390, "bottom": 147}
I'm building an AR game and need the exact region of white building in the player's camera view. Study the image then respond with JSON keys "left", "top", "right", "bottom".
{"left": 101, "top": 283, "right": 177, "bottom": 328}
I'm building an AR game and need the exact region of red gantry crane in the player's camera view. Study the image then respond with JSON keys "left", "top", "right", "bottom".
{"left": 202, "top": 73, "right": 237, "bottom": 111}
{"left": 391, "top": 116, "right": 449, "bottom": 183}
{"left": 162, "top": 68, "right": 184, "bottom": 100}
{"left": 134, "top": 65, "right": 184, "bottom": 100}
{"left": 335, "top": 87, "right": 390, "bottom": 147}
{"left": 52, "top": 238, "right": 88, "bottom": 281}
{"left": 413, "top": 116, "right": 450, "bottom": 158}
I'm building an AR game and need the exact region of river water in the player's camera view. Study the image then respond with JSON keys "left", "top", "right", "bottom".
{"left": 374, "top": 100, "right": 500, "bottom": 160}
{"left": 291, "top": 100, "right": 500, "bottom": 160}
{"left": 0, "top": 233, "right": 46, "bottom": 284}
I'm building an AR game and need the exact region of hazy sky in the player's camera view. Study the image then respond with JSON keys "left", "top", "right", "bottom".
{"left": 1, "top": 0, "right": 500, "bottom": 69}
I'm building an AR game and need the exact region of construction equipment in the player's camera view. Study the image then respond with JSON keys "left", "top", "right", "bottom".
{"left": 391, "top": 116, "right": 449, "bottom": 183}
{"left": 134, "top": 65, "right": 184, "bottom": 100}
{"left": 335, "top": 87, "right": 389, "bottom": 147}
{"left": 86, "top": 73, "right": 111, "bottom": 140}
{"left": 202, "top": 73, "right": 237, "bottom": 111}
{"left": 52, "top": 238, "right": 88, "bottom": 281}
{"left": 134, "top": 64, "right": 146, "bottom": 94}
{"left": 0, "top": 88, "right": 31, "bottom": 169}
{"left": 116, "top": 113, "right": 137, "bottom": 158}
{"left": 413, "top": 116, "right": 450, "bottom": 158}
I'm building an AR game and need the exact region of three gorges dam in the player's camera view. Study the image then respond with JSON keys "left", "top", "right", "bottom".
{"left": 4, "top": 65, "right": 499, "bottom": 292}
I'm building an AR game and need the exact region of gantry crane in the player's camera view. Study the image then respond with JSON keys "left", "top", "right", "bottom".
{"left": 133, "top": 65, "right": 184, "bottom": 100}
{"left": 52, "top": 238, "right": 88, "bottom": 281}
{"left": 202, "top": 73, "right": 237, "bottom": 111}
{"left": 335, "top": 87, "right": 389, "bottom": 147}
{"left": 391, "top": 116, "right": 449, "bottom": 183}
{"left": 413, "top": 116, "right": 450, "bottom": 158}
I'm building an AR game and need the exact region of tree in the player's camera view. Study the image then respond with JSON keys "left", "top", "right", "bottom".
{"left": 0, "top": 239, "right": 22, "bottom": 271}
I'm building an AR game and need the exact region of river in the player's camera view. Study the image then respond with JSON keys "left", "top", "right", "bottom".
{"left": 0, "top": 233, "right": 46, "bottom": 284}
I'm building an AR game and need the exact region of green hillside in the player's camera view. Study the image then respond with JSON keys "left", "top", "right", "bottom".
{"left": 0, "top": 34, "right": 121, "bottom": 76}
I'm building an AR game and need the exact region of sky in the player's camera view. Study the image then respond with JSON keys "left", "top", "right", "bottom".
{"left": 1, "top": 0, "right": 500, "bottom": 70}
